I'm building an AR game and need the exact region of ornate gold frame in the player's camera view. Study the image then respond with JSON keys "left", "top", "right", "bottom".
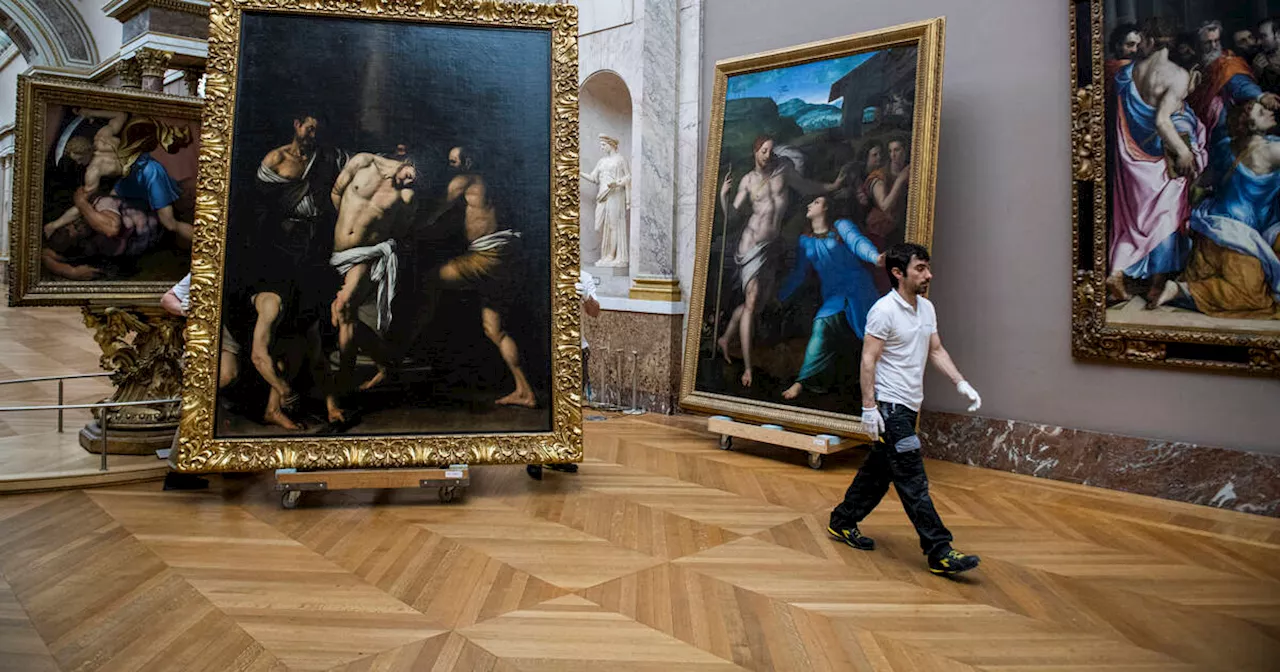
{"left": 8, "top": 75, "right": 203, "bottom": 307}
{"left": 1070, "top": 1, "right": 1280, "bottom": 374}
{"left": 679, "top": 18, "right": 946, "bottom": 438}
{"left": 171, "top": 0, "right": 581, "bottom": 472}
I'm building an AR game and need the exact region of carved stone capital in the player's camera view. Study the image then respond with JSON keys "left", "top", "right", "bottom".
{"left": 136, "top": 48, "right": 174, "bottom": 78}
{"left": 116, "top": 58, "right": 143, "bottom": 89}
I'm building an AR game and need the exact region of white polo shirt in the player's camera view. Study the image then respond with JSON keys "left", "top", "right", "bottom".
{"left": 864, "top": 290, "right": 937, "bottom": 411}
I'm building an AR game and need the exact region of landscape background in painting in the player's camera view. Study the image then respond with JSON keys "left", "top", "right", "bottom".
{"left": 1103, "top": 0, "right": 1280, "bottom": 333}
{"left": 216, "top": 13, "right": 553, "bottom": 438}
{"left": 39, "top": 104, "right": 197, "bottom": 284}
{"left": 693, "top": 45, "right": 919, "bottom": 414}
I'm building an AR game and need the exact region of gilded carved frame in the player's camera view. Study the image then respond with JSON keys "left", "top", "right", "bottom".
{"left": 1070, "top": 0, "right": 1280, "bottom": 374}
{"left": 679, "top": 18, "right": 946, "bottom": 438}
{"left": 171, "top": 0, "right": 582, "bottom": 472}
{"left": 8, "top": 76, "right": 203, "bottom": 306}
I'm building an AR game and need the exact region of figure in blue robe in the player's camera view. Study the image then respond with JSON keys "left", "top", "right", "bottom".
{"left": 778, "top": 216, "right": 882, "bottom": 396}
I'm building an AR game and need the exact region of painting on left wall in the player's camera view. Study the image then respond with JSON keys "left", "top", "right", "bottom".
{"left": 9, "top": 76, "right": 200, "bottom": 306}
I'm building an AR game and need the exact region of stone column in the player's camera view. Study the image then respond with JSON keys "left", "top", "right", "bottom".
{"left": 628, "top": 0, "right": 682, "bottom": 302}
{"left": 674, "top": 0, "right": 703, "bottom": 306}
{"left": 183, "top": 69, "right": 203, "bottom": 97}
{"left": 116, "top": 58, "right": 143, "bottom": 89}
{"left": 136, "top": 48, "right": 174, "bottom": 93}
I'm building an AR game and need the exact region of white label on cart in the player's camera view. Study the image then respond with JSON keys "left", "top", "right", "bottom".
{"left": 445, "top": 470, "right": 464, "bottom": 479}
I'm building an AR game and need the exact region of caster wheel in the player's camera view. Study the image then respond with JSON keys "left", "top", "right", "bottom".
{"left": 526, "top": 464, "right": 543, "bottom": 480}
{"left": 719, "top": 435, "right": 733, "bottom": 450}
{"left": 439, "top": 486, "right": 459, "bottom": 503}
{"left": 281, "top": 490, "right": 301, "bottom": 509}
{"left": 807, "top": 453, "right": 824, "bottom": 470}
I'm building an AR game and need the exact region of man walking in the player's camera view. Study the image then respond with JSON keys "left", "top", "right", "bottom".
{"left": 827, "top": 242, "right": 983, "bottom": 576}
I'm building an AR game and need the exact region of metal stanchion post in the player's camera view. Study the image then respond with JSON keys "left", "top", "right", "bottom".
{"left": 624, "top": 350, "right": 645, "bottom": 415}
{"left": 57, "top": 379, "right": 64, "bottom": 433}
{"left": 582, "top": 345, "right": 592, "bottom": 406}
{"left": 98, "top": 406, "right": 109, "bottom": 472}
{"left": 613, "top": 348, "right": 625, "bottom": 409}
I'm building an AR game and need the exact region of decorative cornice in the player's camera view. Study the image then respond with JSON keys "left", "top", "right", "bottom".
{"left": 104, "top": 0, "right": 211, "bottom": 23}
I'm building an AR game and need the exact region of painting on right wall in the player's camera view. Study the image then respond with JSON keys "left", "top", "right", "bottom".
{"left": 1073, "top": 0, "right": 1280, "bottom": 373}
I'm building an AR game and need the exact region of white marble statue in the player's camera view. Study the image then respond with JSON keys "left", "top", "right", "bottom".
{"left": 580, "top": 134, "right": 630, "bottom": 267}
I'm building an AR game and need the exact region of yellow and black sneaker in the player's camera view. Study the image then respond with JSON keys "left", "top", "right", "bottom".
{"left": 928, "top": 548, "right": 980, "bottom": 575}
{"left": 827, "top": 525, "right": 875, "bottom": 551}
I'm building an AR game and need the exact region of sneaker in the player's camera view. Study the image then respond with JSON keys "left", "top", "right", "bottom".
{"left": 928, "top": 548, "right": 980, "bottom": 575}
{"left": 827, "top": 525, "right": 876, "bottom": 551}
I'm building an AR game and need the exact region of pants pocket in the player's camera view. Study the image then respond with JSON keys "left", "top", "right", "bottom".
{"left": 893, "top": 434, "right": 922, "bottom": 453}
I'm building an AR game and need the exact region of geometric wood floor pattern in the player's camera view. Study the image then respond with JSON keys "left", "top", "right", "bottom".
{"left": 1, "top": 413, "right": 1278, "bottom": 671}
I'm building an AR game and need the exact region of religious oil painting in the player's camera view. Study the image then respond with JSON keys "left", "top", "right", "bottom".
{"left": 9, "top": 77, "right": 200, "bottom": 306}
{"left": 681, "top": 19, "right": 945, "bottom": 437}
{"left": 173, "top": 0, "right": 582, "bottom": 472}
{"left": 1072, "top": 0, "right": 1280, "bottom": 373}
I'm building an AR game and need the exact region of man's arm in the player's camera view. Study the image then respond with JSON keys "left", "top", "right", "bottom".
{"left": 77, "top": 109, "right": 128, "bottom": 138}
{"left": 835, "top": 220, "right": 882, "bottom": 265}
{"left": 927, "top": 332, "right": 964, "bottom": 385}
{"left": 860, "top": 335, "right": 885, "bottom": 409}
{"left": 1154, "top": 73, "right": 1197, "bottom": 177}
{"left": 73, "top": 190, "right": 122, "bottom": 238}
{"left": 330, "top": 153, "right": 375, "bottom": 210}
{"left": 161, "top": 289, "right": 185, "bottom": 316}
{"left": 784, "top": 163, "right": 848, "bottom": 196}
{"left": 871, "top": 168, "right": 909, "bottom": 213}
{"left": 422, "top": 175, "right": 468, "bottom": 227}
{"left": 41, "top": 247, "right": 101, "bottom": 281}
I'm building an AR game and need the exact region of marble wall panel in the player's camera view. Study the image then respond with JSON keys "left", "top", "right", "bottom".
{"left": 919, "top": 411, "right": 1280, "bottom": 517}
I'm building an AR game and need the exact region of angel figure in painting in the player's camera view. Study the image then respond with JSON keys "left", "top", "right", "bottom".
{"left": 580, "top": 134, "right": 630, "bottom": 267}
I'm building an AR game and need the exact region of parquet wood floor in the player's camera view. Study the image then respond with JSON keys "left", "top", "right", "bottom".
{"left": 0, "top": 295, "right": 167, "bottom": 490}
{"left": 1, "top": 414, "right": 1278, "bottom": 671}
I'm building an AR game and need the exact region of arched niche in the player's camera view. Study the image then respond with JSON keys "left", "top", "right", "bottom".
{"left": 0, "top": 0, "right": 97, "bottom": 70}
{"left": 578, "top": 69, "right": 633, "bottom": 276}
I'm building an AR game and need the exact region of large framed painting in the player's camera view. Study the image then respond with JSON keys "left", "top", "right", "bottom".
{"left": 680, "top": 19, "right": 946, "bottom": 437}
{"left": 172, "top": 0, "right": 581, "bottom": 472}
{"left": 1072, "top": 0, "right": 1280, "bottom": 373}
{"left": 8, "top": 76, "right": 200, "bottom": 306}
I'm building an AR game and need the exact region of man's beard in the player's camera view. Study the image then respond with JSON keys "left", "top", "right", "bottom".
{"left": 1201, "top": 48, "right": 1223, "bottom": 67}
{"left": 296, "top": 135, "right": 316, "bottom": 151}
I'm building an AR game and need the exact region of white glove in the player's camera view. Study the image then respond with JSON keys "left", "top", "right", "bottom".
{"left": 574, "top": 271, "right": 599, "bottom": 300}
{"left": 956, "top": 380, "right": 981, "bottom": 412}
{"left": 860, "top": 406, "right": 884, "bottom": 441}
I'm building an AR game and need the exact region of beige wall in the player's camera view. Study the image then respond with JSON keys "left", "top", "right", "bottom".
{"left": 701, "top": 0, "right": 1279, "bottom": 453}
{"left": 0, "top": 49, "right": 27, "bottom": 128}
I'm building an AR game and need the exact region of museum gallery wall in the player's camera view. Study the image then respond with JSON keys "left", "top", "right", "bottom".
{"left": 681, "top": 18, "right": 945, "bottom": 438}
{"left": 172, "top": 0, "right": 582, "bottom": 473}
{"left": 9, "top": 78, "right": 201, "bottom": 305}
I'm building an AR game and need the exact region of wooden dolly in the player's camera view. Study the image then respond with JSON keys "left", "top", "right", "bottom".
{"left": 708, "top": 416, "right": 856, "bottom": 470}
{"left": 274, "top": 465, "right": 470, "bottom": 509}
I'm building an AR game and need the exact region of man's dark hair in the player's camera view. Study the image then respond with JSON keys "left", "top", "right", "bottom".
{"left": 291, "top": 110, "right": 322, "bottom": 126}
{"left": 1142, "top": 16, "right": 1176, "bottom": 42}
{"left": 884, "top": 242, "right": 930, "bottom": 289}
{"left": 452, "top": 145, "right": 478, "bottom": 169}
{"left": 1109, "top": 23, "right": 1142, "bottom": 56}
